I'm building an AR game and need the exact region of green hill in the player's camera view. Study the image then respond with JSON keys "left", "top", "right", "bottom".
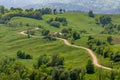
{"left": 1, "top": 12, "right": 120, "bottom": 80}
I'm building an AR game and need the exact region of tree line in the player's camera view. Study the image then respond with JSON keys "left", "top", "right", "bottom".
{"left": 0, "top": 5, "right": 65, "bottom": 24}
{"left": 1, "top": 53, "right": 120, "bottom": 80}
{"left": 47, "top": 17, "right": 68, "bottom": 28}
{"left": 87, "top": 36, "right": 120, "bottom": 62}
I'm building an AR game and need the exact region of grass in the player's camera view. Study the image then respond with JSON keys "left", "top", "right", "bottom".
{"left": 8, "top": 12, "right": 104, "bottom": 33}
{"left": 2, "top": 12, "right": 120, "bottom": 79}
{"left": 7, "top": 12, "right": 120, "bottom": 69}
{"left": 0, "top": 25, "right": 91, "bottom": 69}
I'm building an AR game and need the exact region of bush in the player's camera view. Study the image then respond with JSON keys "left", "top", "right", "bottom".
{"left": 88, "top": 10, "right": 94, "bottom": 18}
{"left": 50, "top": 21, "right": 60, "bottom": 28}
{"left": 86, "top": 60, "right": 94, "bottom": 74}
{"left": 17, "top": 50, "right": 32, "bottom": 59}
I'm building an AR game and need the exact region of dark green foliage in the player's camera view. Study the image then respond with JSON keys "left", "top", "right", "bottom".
{"left": 47, "top": 17, "right": 67, "bottom": 28}
{"left": 36, "top": 55, "right": 50, "bottom": 68}
{"left": 87, "top": 37, "right": 107, "bottom": 49}
{"left": 53, "top": 9, "right": 57, "bottom": 15}
{"left": 101, "top": 23, "right": 117, "bottom": 34}
{"left": 17, "top": 50, "right": 32, "bottom": 59}
{"left": 61, "top": 28, "right": 80, "bottom": 40}
{"left": 95, "top": 18, "right": 99, "bottom": 24}
{"left": 40, "top": 8, "right": 52, "bottom": 15}
{"left": 0, "top": 57, "right": 29, "bottom": 80}
{"left": 52, "top": 68, "right": 62, "bottom": 80}
{"left": 27, "top": 30, "right": 35, "bottom": 35}
{"left": 27, "top": 33, "right": 31, "bottom": 38}
{"left": 1, "top": 54, "right": 120, "bottom": 80}
{"left": 59, "top": 71, "right": 70, "bottom": 80}
{"left": 59, "top": 9, "right": 63, "bottom": 14}
{"left": 87, "top": 36, "right": 120, "bottom": 62}
{"left": 112, "top": 52, "right": 120, "bottom": 62}
{"left": 70, "top": 68, "right": 81, "bottom": 80}
{"left": 0, "top": 5, "right": 4, "bottom": 14}
{"left": 109, "top": 70, "right": 116, "bottom": 80}
{"left": 99, "top": 16, "right": 112, "bottom": 27}
{"left": 42, "top": 29, "right": 50, "bottom": 36}
{"left": 50, "top": 21, "right": 60, "bottom": 28}
{"left": 55, "top": 17, "right": 67, "bottom": 23}
{"left": 107, "top": 36, "right": 113, "bottom": 44}
{"left": 86, "top": 60, "right": 94, "bottom": 74}
{"left": 88, "top": 10, "right": 94, "bottom": 18}
{"left": 35, "top": 54, "right": 64, "bottom": 68}
{"left": 50, "top": 54, "right": 64, "bottom": 67}
{"left": 0, "top": 6, "right": 53, "bottom": 24}
{"left": 88, "top": 36, "right": 94, "bottom": 41}
{"left": 47, "top": 18, "right": 54, "bottom": 24}
{"left": 72, "top": 31, "right": 80, "bottom": 40}
{"left": 117, "top": 25, "right": 120, "bottom": 31}
{"left": 61, "top": 28, "right": 72, "bottom": 34}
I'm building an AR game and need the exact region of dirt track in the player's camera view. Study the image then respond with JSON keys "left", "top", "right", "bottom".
{"left": 58, "top": 38, "right": 112, "bottom": 70}
{"left": 19, "top": 28, "right": 112, "bottom": 70}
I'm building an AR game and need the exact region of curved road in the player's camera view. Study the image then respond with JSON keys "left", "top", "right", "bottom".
{"left": 19, "top": 28, "right": 112, "bottom": 70}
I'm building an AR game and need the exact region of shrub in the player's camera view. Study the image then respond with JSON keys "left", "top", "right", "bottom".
{"left": 17, "top": 50, "right": 32, "bottom": 59}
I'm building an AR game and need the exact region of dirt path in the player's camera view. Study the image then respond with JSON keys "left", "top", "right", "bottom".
{"left": 19, "top": 28, "right": 112, "bottom": 70}
{"left": 58, "top": 38, "right": 112, "bottom": 70}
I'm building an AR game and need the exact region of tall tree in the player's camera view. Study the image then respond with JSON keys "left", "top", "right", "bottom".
{"left": 107, "top": 36, "right": 113, "bottom": 44}
{"left": 59, "top": 9, "right": 62, "bottom": 14}
{"left": 0, "top": 6, "right": 4, "bottom": 14}
{"left": 72, "top": 31, "right": 80, "bottom": 40}
{"left": 88, "top": 10, "right": 94, "bottom": 18}
{"left": 53, "top": 9, "right": 57, "bottom": 15}
{"left": 86, "top": 60, "right": 94, "bottom": 74}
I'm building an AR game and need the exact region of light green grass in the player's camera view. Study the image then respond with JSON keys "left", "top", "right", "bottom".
{"left": 2, "top": 12, "right": 120, "bottom": 79}
{"left": 8, "top": 12, "right": 104, "bottom": 33}
{"left": 7, "top": 12, "right": 120, "bottom": 69}
{"left": 0, "top": 25, "right": 91, "bottom": 69}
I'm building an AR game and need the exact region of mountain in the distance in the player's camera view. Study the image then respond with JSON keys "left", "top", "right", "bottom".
{"left": 0, "top": 0, "right": 120, "bottom": 14}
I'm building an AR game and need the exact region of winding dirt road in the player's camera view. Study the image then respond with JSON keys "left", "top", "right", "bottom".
{"left": 58, "top": 38, "right": 112, "bottom": 70}
{"left": 19, "top": 28, "right": 112, "bottom": 70}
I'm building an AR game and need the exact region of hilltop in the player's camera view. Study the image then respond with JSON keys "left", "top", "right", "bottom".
{"left": 0, "top": 0, "right": 120, "bottom": 14}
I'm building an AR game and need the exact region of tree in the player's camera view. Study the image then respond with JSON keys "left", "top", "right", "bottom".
{"left": 95, "top": 18, "right": 99, "bottom": 24}
{"left": 37, "top": 55, "right": 49, "bottom": 68}
{"left": 59, "top": 71, "right": 69, "bottom": 80}
{"left": 70, "top": 68, "right": 81, "bottom": 80}
{"left": 88, "top": 10, "right": 94, "bottom": 18}
{"left": 86, "top": 60, "right": 94, "bottom": 74}
{"left": 50, "top": 21, "right": 60, "bottom": 28}
{"left": 53, "top": 9, "right": 57, "bottom": 15}
{"left": 50, "top": 54, "right": 64, "bottom": 67}
{"left": 109, "top": 70, "right": 116, "bottom": 80}
{"left": 107, "top": 36, "right": 113, "bottom": 44}
{"left": 99, "top": 16, "right": 112, "bottom": 27}
{"left": 59, "top": 9, "right": 62, "bottom": 14}
{"left": 42, "top": 29, "right": 50, "bottom": 36}
{"left": 72, "top": 31, "right": 80, "bottom": 40}
{"left": 52, "top": 68, "right": 61, "bottom": 80}
{"left": 0, "top": 6, "right": 4, "bottom": 14}
{"left": 88, "top": 36, "right": 94, "bottom": 41}
{"left": 117, "top": 25, "right": 120, "bottom": 31}
{"left": 17, "top": 50, "right": 32, "bottom": 59}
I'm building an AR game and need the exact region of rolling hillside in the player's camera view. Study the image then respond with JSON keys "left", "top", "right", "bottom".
{"left": 1, "top": 0, "right": 120, "bottom": 14}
